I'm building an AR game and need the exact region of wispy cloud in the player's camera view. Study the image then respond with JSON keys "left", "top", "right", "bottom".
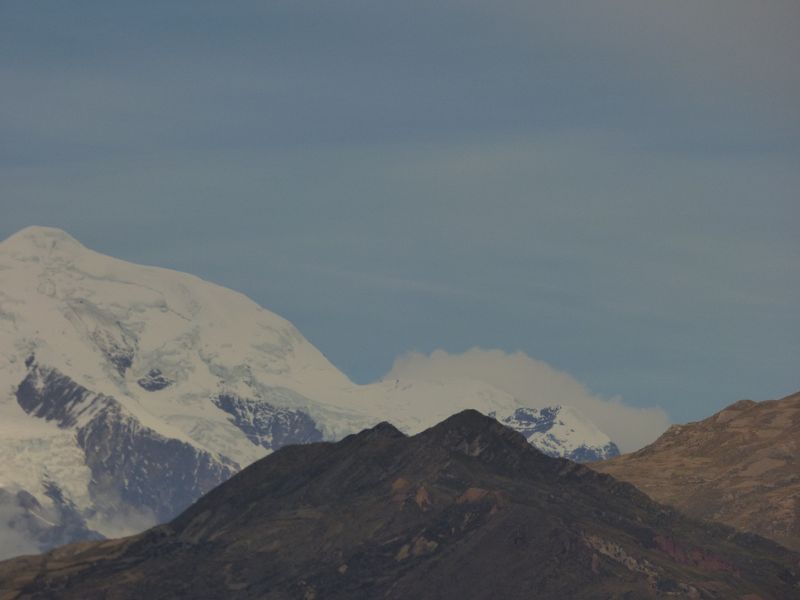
{"left": 0, "top": 504, "right": 40, "bottom": 560}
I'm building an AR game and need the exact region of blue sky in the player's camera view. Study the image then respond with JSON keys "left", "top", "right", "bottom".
{"left": 2, "top": 1, "right": 798, "bottom": 425}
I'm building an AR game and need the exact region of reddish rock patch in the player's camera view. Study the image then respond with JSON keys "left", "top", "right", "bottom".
{"left": 653, "top": 535, "right": 741, "bottom": 576}
{"left": 414, "top": 485, "right": 432, "bottom": 510}
{"left": 456, "top": 487, "right": 490, "bottom": 504}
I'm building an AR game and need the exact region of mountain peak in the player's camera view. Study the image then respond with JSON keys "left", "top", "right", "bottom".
{"left": 0, "top": 226, "right": 86, "bottom": 258}
{"left": 421, "top": 409, "right": 532, "bottom": 457}
{"left": 439, "top": 408, "right": 491, "bottom": 425}
{"left": 348, "top": 421, "right": 406, "bottom": 442}
{"left": 428, "top": 409, "right": 505, "bottom": 435}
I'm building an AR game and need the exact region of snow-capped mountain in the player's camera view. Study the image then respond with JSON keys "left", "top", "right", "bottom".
{"left": 497, "top": 406, "right": 619, "bottom": 462}
{"left": 0, "top": 226, "right": 619, "bottom": 558}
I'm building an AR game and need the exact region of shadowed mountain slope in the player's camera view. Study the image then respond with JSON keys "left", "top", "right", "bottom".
{"left": 594, "top": 391, "right": 800, "bottom": 552}
{"left": 1, "top": 411, "right": 798, "bottom": 600}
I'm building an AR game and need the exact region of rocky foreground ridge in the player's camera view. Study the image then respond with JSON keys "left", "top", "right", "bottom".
{"left": 0, "top": 411, "right": 797, "bottom": 600}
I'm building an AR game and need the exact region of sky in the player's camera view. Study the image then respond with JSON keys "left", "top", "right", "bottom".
{"left": 1, "top": 1, "right": 798, "bottom": 431}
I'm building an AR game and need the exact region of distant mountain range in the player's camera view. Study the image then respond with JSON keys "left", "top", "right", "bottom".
{"left": 593, "top": 390, "right": 800, "bottom": 552}
{"left": 0, "top": 226, "right": 618, "bottom": 558}
{"left": 1, "top": 411, "right": 796, "bottom": 599}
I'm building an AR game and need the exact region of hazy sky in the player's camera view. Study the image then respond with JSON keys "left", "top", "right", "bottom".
{"left": 2, "top": 1, "right": 798, "bottom": 425}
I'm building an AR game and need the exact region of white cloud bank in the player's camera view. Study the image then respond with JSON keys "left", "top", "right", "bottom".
{"left": 386, "top": 348, "right": 670, "bottom": 452}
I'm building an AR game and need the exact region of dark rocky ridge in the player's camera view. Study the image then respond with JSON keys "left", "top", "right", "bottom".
{"left": 1, "top": 411, "right": 798, "bottom": 600}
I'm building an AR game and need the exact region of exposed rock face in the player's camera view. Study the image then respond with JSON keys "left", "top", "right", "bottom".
{"left": 593, "top": 391, "right": 800, "bottom": 552}
{"left": 136, "top": 369, "right": 172, "bottom": 392}
{"left": 213, "top": 394, "right": 323, "bottom": 449}
{"left": 0, "top": 411, "right": 797, "bottom": 600}
{"left": 15, "top": 366, "right": 97, "bottom": 429}
{"left": 16, "top": 361, "right": 237, "bottom": 525}
{"left": 75, "top": 401, "right": 237, "bottom": 523}
{"left": 89, "top": 327, "right": 136, "bottom": 377}
{"left": 498, "top": 406, "right": 620, "bottom": 462}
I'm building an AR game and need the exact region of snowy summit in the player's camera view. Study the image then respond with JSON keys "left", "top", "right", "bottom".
{"left": 0, "top": 227, "right": 619, "bottom": 558}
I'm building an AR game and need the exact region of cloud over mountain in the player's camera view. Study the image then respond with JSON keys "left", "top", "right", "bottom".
{"left": 387, "top": 348, "right": 670, "bottom": 451}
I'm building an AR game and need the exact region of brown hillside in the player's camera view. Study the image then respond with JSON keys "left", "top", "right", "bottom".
{"left": 594, "top": 391, "right": 800, "bottom": 552}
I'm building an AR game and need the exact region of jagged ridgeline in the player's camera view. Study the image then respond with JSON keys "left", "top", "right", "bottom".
{"left": 0, "top": 227, "right": 618, "bottom": 557}
{"left": 0, "top": 411, "right": 797, "bottom": 599}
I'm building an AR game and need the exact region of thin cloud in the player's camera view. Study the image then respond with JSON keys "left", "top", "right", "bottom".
{"left": 0, "top": 505, "right": 40, "bottom": 561}
{"left": 299, "top": 264, "right": 472, "bottom": 298}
